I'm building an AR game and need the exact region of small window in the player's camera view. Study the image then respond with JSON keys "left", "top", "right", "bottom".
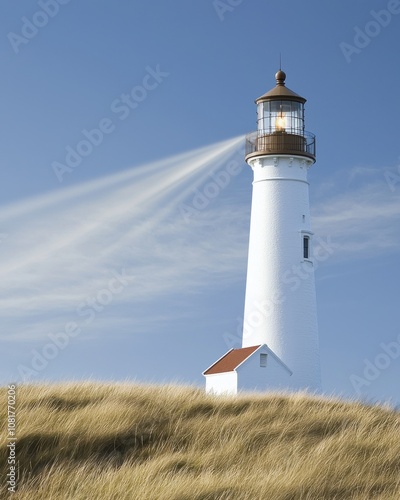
{"left": 260, "top": 353, "right": 267, "bottom": 367}
{"left": 303, "top": 236, "right": 310, "bottom": 259}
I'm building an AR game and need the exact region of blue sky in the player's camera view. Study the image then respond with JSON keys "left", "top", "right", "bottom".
{"left": 0, "top": 0, "right": 399, "bottom": 405}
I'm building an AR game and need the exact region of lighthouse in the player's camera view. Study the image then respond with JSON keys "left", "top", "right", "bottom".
{"left": 203, "top": 70, "right": 321, "bottom": 395}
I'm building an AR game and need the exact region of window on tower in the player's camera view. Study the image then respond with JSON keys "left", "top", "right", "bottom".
{"left": 303, "top": 236, "right": 310, "bottom": 260}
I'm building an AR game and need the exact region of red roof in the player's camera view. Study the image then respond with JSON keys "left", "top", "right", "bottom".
{"left": 204, "top": 346, "right": 261, "bottom": 375}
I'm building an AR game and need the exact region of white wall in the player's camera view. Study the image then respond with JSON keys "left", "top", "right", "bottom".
{"left": 242, "top": 155, "right": 320, "bottom": 391}
{"left": 237, "top": 346, "right": 292, "bottom": 393}
{"left": 205, "top": 371, "right": 237, "bottom": 395}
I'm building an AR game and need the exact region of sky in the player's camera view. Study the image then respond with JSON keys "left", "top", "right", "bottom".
{"left": 0, "top": 0, "right": 399, "bottom": 406}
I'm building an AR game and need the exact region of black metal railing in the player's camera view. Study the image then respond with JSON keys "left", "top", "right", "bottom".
{"left": 245, "top": 130, "right": 316, "bottom": 160}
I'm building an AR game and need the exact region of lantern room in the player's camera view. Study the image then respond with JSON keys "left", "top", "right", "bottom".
{"left": 245, "top": 70, "right": 316, "bottom": 162}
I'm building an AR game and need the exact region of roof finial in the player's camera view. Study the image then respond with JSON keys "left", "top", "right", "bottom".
{"left": 275, "top": 68, "right": 286, "bottom": 86}
{"left": 279, "top": 52, "right": 282, "bottom": 71}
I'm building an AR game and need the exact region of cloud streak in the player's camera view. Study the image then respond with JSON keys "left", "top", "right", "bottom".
{"left": 312, "top": 167, "right": 400, "bottom": 259}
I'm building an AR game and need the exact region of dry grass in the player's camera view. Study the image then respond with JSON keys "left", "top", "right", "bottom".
{"left": 1, "top": 382, "right": 399, "bottom": 499}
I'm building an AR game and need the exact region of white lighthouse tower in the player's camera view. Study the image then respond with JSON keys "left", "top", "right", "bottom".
{"left": 204, "top": 70, "right": 321, "bottom": 395}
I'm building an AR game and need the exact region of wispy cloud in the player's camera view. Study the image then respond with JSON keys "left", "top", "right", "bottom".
{"left": 312, "top": 167, "right": 400, "bottom": 260}
{"left": 346, "top": 166, "right": 384, "bottom": 185}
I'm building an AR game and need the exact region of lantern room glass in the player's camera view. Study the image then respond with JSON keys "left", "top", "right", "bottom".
{"left": 257, "top": 100, "right": 305, "bottom": 135}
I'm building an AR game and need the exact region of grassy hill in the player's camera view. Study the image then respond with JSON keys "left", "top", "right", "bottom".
{"left": 1, "top": 383, "right": 399, "bottom": 499}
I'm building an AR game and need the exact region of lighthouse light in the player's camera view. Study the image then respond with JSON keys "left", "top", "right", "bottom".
{"left": 276, "top": 113, "right": 286, "bottom": 132}
{"left": 257, "top": 100, "right": 305, "bottom": 136}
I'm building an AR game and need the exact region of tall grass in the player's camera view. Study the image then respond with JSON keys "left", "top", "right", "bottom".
{"left": 1, "top": 383, "right": 399, "bottom": 499}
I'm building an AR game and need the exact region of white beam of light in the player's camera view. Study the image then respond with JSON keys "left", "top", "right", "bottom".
{"left": 0, "top": 135, "right": 247, "bottom": 340}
